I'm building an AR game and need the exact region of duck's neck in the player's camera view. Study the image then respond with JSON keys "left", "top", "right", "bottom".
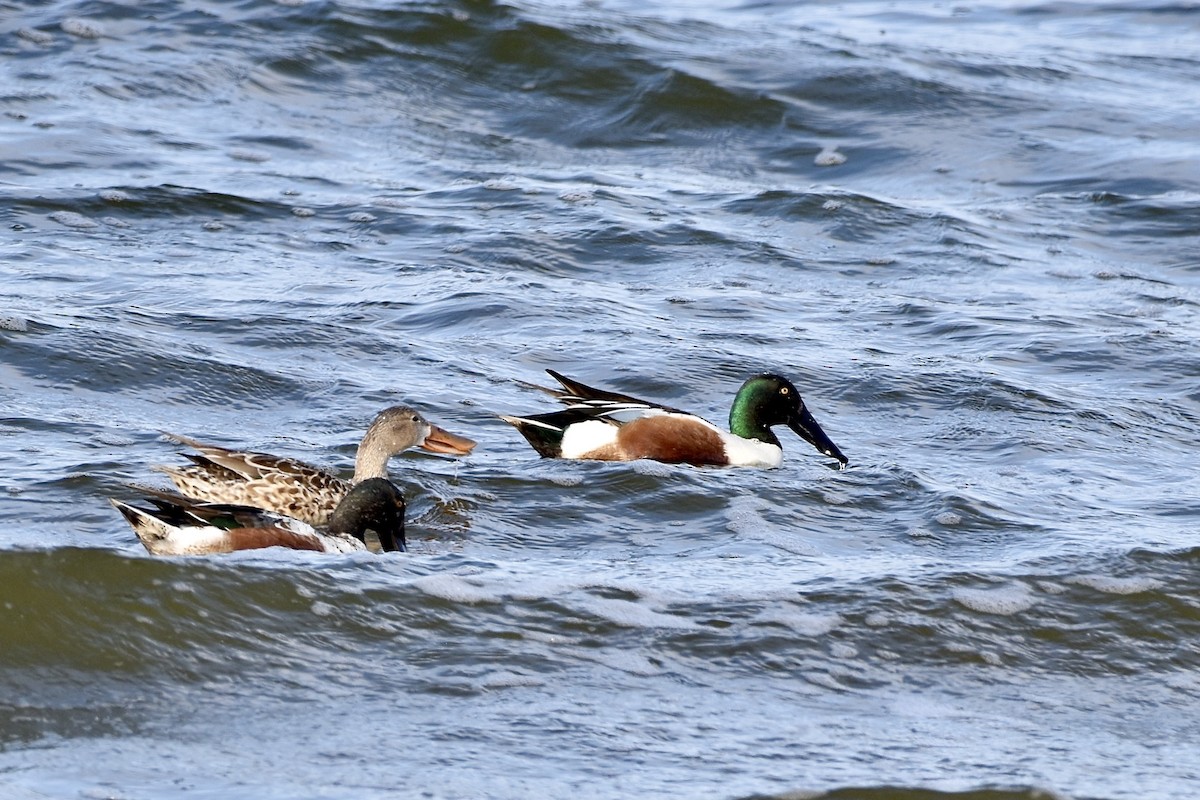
{"left": 728, "top": 395, "right": 779, "bottom": 446}
{"left": 353, "top": 428, "right": 392, "bottom": 482}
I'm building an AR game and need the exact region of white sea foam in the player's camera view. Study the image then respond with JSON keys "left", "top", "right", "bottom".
{"left": 547, "top": 472, "right": 583, "bottom": 487}
{"left": 1067, "top": 574, "right": 1162, "bottom": 595}
{"left": 61, "top": 18, "right": 103, "bottom": 38}
{"left": 411, "top": 573, "right": 499, "bottom": 604}
{"left": 952, "top": 582, "right": 1037, "bottom": 615}
{"left": 755, "top": 607, "right": 841, "bottom": 637}
{"left": 18, "top": 28, "right": 54, "bottom": 45}
{"left": 630, "top": 459, "right": 673, "bottom": 478}
{"left": 814, "top": 146, "right": 846, "bottom": 166}
{"left": 558, "top": 189, "right": 594, "bottom": 204}
{"left": 724, "top": 496, "right": 819, "bottom": 555}
{"left": 575, "top": 595, "right": 695, "bottom": 630}
{"left": 979, "top": 650, "right": 1004, "bottom": 666}
{"left": 483, "top": 179, "right": 520, "bottom": 191}
{"left": 829, "top": 642, "right": 858, "bottom": 659}
{"left": 49, "top": 210, "right": 98, "bottom": 229}
{"left": 476, "top": 671, "right": 545, "bottom": 689}
{"left": 804, "top": 671, "right": 846, "bottom": 691}
{"left": 724, "top": 494, "right": 768, "bottom": 535}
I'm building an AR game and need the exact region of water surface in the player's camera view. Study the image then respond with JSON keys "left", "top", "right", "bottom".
{"left": 2, "top": 1, "right": 1199, "bottom": 798}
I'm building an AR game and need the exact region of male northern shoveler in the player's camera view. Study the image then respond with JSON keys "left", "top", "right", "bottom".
{"left": 111, "top": 477, "right": 407, "bottom": 556}
{"left": 501, "top": 370, "right": 848, "bottom": 469}
{"left": 157, "top": 405, "right": 475, "bottom": 526}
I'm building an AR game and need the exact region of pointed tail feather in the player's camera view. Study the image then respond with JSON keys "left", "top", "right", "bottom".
{"left": 545, "top": 370, "right": 686, "bottom": 413}
{"left": 545, "top": 369, "right": 622, "bottom": 403}
{"left": 499, "top": 415, "right": 565, "bottom": 458}
{"left": 159, "top": 431, "right": 209, "bottom": 448}
{"left": 110, "top": 498, "right": 179, "bottom": 555}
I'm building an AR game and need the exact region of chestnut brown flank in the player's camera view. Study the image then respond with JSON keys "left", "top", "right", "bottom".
{"left": 226, "top": 527, "right": 326, "bottom": 553}
{"left": 585, "top": 417, "right": 727, "bottom": 465}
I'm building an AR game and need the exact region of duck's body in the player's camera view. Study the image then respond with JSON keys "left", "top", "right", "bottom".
{"left": 111, "top": 477, "right": 407, "bottom": 556}
{"left": 157, "top": 406, "right": 474, "bottom": 525}
{"left": 501, "top": 370, "right": 847, "bottom": 469}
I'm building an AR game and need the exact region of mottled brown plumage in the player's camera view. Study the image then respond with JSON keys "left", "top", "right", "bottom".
{"left": 156, "top": 406, "right": 474, "bottom": 525}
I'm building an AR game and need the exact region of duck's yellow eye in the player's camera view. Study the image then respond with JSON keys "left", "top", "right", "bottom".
{"left": 780, "top": 386, "right": 790, "bottom": 395}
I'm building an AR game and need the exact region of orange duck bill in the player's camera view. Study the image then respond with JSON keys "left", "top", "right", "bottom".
{"left": 419, "top": 424, "right": 477, "bottom": 456}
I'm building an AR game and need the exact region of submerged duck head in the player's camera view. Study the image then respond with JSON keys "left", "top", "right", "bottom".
{"left": 328, "top": 477, "right": 408, "bottom": 552}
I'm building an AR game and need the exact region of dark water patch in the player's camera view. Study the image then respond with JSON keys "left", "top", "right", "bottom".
{"left": 260, "top": 4, "right": 796, "bottom": 151}
{"left": 0, "top": 155, "right": 98, "bottom": 184}
{"left": 1, "top": 320, "right": 308, "bottom": 409}
{"left": 468, "top": 467, "right": 692, "bottom": 552}
{"left": 850, "top": 349, "right": 1069, "bottom": 417}
{"left": 5, "top": 185, "right": 300, "bottom": 233}
{"left": 165, "top": 308, "right": 449, "bottom": 363}
{"left": 647, "top": 560, "right": 1200, "bottom": 679}
{"left": 226, "top": 133, "right": 316, "bottom": 153}
{"left": 462, "top": 20, "right": 783, "bottom": 149}
{"left": 579, "top": 219, "right": 741, "bottom": 254}
{"left": 947, "top": 59, "right": 1076, "bottom": 84}
{"left": 2, "top": 541, "right": 1177, "bottom": 693}
{"left": 389, "top": 296, "right": 523, "bottom": 335}
{"left": 0, "top": 548, "right": 425, "bottom": 682}
{"left": 268, "top": 1, "right": 490, "bottom": 58}
{"left": 89, "top": 56, "right": 247, "bottom": 105}
{"left": 481, "top": 18, "right": 644, "bottom": 100}
{"left": 743, "top": 787, "right": 1083, "bottom": 800}
{"left": 1108, "top": 52, "right": 1200, "bottom": 82}
{"left": 415, "top": 180, "right": 548, "bottom": 214}
{"left": 457, "top": 222, "right": 724, "bottom": 277}
{"left": 250, "top": 4, "right": 617, "bottom": 131}
{"left": 1080, "top": 191, "right": 1200, "bottom": 242}
{"left": 1001, "top": 178, "right": 1189, "bottom": 200}
{"left": 594, "top": 67, "right": 785, "bottom": 144}
{"left": 1015, "top": 1, "right": 1200, "bottom": 21}
{"left": 784, "top": 67, "right": 997, "bottom": 119}
{"left": 722, "top": 189, "right": 977, "bottom": 248}
{"left": 0, "top": 697, "right": 141, "bottom": 749}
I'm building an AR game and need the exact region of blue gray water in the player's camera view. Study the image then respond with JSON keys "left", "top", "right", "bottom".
{"left": 2, "top": 1, "right": 1199, "bottom": 798}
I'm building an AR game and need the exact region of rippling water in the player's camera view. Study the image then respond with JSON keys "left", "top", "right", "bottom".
{"left": 2, "top": 1, "right": 1199, "bottom": 798}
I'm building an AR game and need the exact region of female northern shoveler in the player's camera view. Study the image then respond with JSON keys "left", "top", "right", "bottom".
{"left": 157, "top": 405, "right": 475, "bottom": 526}
{"left": 111, "top": 477, "right": 407, "bottom": 556}
{"left": 501, "top": 370, "right": 848, "bottom": 469}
